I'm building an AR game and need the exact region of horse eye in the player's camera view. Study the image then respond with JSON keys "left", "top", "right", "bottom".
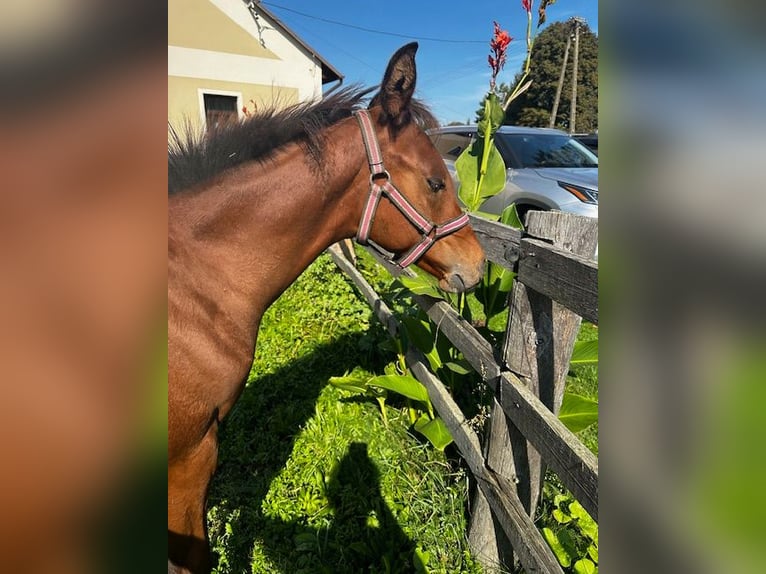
{"left": 427, "top": 177, "right": 445, "bottom": 193}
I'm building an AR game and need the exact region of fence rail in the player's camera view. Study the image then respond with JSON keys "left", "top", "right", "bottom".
{"left": 328, "top": 211, "right": 598, "bottom": 573}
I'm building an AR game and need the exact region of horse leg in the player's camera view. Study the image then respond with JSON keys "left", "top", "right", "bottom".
{"left": 168, "top": 423, "right": 218, "bottom": 574}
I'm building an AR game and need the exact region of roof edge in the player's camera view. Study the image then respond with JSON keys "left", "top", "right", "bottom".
{"left": 248, "top": 1, "right": 343, "bottom": 85}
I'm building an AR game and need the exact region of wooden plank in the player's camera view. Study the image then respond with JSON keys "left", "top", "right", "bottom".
{"left": 518, "top": 237, "right": 598, "bottom": 324}
{"left": 501, "top": 211, "right": 598, "bottom": 516}
{"left": 470, "top": 214, "right": 599, "bottom": 324}
{"left": 524, "top": 211, "right": 598, "bottom": 257}
{"left": 410, "top": 295, "right": 501, "bottom": 383}
{"left": 469, "top": 396, "right": 516, "bottom": 572}
{"left": 475, "top": 470, "right": 565, "bottom": 574}
{"left": 498, "top": 372, "right": 599, "bottom": 521}
{"left": 468, "top": 214, "right": 522, "bottom": 269}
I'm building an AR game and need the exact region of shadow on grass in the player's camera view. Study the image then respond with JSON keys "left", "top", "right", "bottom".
{"left": 207, "top": 331, "right": 416, "bottom": 573}
{"left": 259, "top": 442, "right": 415, "bottom": 573}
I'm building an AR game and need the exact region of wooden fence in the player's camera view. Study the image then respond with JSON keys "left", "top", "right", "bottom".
{"left": 327, "top": 211, "right": 598, "bottom": 574}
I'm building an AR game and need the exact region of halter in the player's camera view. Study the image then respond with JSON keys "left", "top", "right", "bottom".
{"left": 353, "top": 109, "right": 470, "bottom": 269}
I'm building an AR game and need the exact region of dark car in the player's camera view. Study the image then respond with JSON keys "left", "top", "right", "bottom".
{"left": 573, "top": 133, "right": 598, "bottom": 155}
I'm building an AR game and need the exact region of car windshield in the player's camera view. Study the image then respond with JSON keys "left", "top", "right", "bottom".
{"left": 495, "top": 133, "right": 598, "bottom": 169}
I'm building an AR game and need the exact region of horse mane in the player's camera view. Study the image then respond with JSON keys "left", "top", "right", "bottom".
{"left": 168, "top": 85, "right": 438, "bottom": 194}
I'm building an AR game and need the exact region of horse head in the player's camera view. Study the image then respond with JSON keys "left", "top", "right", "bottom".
{"left": 355, "top": 43, "right": 485, "bottom": 293}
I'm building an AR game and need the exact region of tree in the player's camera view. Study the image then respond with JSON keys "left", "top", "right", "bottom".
{"left": 504, "top": 20, "right": 598, "bottom": 132}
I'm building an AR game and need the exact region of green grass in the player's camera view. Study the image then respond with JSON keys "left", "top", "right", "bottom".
{"left": 207, "top": 254, "right": 481, "bottom": 573}
{"left": 207, "top": 251, "right": 598, "bottom": 574}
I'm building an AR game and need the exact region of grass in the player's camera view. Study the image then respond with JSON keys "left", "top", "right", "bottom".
{"left": 207, "top": 254, "right": 481, "bottom": 573}
{"left": 207, "top": 250, "right": 599, "bottom": 574}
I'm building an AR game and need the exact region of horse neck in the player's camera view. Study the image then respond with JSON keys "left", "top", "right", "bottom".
{"left": 169, "top": 118, "right": 368, "bottom": 322}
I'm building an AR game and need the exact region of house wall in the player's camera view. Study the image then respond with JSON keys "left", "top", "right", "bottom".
{"left": 168, "top": 0, "right": 323, "bottom": 130}
{"left": 168, "top": 76, "right": 299, "bottom": 129}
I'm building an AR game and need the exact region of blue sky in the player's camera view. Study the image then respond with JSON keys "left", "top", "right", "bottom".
{"left": 260, "top": 0, "right": 598, "bottom": 124}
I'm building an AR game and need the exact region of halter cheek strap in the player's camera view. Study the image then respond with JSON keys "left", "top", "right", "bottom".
{"left": 353, "top": 109, "right": 470, "bottom": 269}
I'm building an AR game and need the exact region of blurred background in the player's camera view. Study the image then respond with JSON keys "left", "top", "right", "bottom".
{"left": 0, "top": 1, "right": 167, "bottom": 572}
{"left": 601, "top": 1, "right": 766, "bottom": 573}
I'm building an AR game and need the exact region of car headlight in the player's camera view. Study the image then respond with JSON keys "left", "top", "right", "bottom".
{"left": 558, "top": 181, "right": 598, "bottom": 204}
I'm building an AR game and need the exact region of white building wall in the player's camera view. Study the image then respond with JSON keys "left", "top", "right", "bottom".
{"left": 204, "top": 0, "right": 323, "bottom": 102}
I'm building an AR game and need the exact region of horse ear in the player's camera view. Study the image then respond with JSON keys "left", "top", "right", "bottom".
{"left": 372, "top": 42, "right": 418, "bottom": 128}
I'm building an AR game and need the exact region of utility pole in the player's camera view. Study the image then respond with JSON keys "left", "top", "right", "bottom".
{"left": 569, "top": 17, "right": 584, "bottom": 134}
{"left": 548, "top": 29, "right": 572, "bottom": 128}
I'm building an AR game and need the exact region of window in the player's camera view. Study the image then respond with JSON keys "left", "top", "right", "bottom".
{"left": 431, "top": 132, "right": 474, "bottom": 159}
{"left": 495, "top": 133, "right": 598, "bottom": 169}
{"left": 202, "top": 93, "right": 239, "bottom": 131}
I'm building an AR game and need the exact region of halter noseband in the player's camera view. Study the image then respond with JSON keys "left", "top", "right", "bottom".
{"left": 353, "top": 109, "right": 470, "bottom": 269}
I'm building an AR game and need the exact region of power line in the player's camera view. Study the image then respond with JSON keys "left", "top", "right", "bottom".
{"left": 261, "top": 2, "right": 487, "bottom": 44}
{"left": 285, "top": 16, "right": 379, "bottom": 73}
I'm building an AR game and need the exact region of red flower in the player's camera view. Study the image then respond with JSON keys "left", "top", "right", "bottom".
{"left": 488, "top": 21, "right": 512, "bottom": 91}
{"left": 490, "top": 21, "right": 512, "bottom": 52}
{"left": 522, "top": 0, "right": 532, "bottom": 14}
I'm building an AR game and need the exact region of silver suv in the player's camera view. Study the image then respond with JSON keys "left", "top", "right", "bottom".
{"left": 427, "top": 125, "right": 598, "bottom": 222}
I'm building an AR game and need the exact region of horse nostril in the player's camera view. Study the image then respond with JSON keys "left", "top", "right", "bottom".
{"left": 447, "top": 273, "right": 466, "bottom": 292}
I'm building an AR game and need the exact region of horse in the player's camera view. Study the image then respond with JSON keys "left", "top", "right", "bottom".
{"left": 168, "top": 42, "right": 485, "bottom": 573}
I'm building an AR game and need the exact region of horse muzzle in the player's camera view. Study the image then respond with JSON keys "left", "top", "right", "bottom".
{"left": 439, "top": 260, "right": 485, "bottom": 293}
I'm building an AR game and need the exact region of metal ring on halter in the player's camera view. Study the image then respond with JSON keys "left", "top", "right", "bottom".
{"left": 370, "top": 170, "right": 391, "bottom": 183}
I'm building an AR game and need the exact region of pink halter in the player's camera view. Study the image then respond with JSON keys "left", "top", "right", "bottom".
{"left": 353, "top": 109, "right": 470, "bottom": 269}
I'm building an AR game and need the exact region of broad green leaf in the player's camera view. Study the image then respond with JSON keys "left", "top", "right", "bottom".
{"left": 477, "top": 93, "right": 505, "bottom": 137}
{"left": 401, "top": 315, "right": 442, "bottom": 370}
{"left": 328, "top": 373, "right": 369, "bottom": 395}
{"left": 556, "top": 528, "right": 580, "bottom": 564}
{"left": 570, "top": 339, "right": 599, "bottom": 366}
{"left": 587, "top": 543, "right": 599, "bottom": 563}
{"left": 573, "top": 558, "right": 597, "bottom": 574}
{"left": 559, "top": 392, "right": 599, "bottom": 433}
{"left": 500, "top": 203, "right": 524, "bottom": 229}
{"left": 472, "top": 210, "right": 505, "bottom": 221}
{"left": 455, "top": 141, "right": 506, "bottom": 212}
{"left": 486, "top": 264, "right": 515, "bottom": 299}
{"left": 476, "top": 203, "right": 521, "bottom": 317}
{"left": 368, "top": 374, "right": 430, "bottom": 405}
{"left": 414, "top": 415, "right": 453, "bottom": 451}
{"left": 542, "top": 527, "right": 572, "bottom": 567}
{"left": 398, "top": 272, "right": 443, "bottom": 299}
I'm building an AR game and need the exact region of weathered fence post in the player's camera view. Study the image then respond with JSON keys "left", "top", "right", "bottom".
{"left": 469, "top": 211, "right": 598, "bottom": 572}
